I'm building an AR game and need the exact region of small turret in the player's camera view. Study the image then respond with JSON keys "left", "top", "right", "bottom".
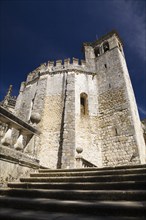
{"left": 1, "top": 85, "right": 17, "bottom": 113}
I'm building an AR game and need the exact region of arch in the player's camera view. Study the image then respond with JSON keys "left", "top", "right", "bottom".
{"left": 80, "top": 93, "right": 88, "bottom": 115}
{"left": 103, "top": 41, "right": 110, "bottom": 53}
{"left": 94, "top": 47, "right": 100, "bottom": 57}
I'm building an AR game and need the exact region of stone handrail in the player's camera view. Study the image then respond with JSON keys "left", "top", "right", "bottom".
{"left": 81, "top": 157, "right": 97, "bottom": 168}
{"left": 76, "top": 156, "right": 97, "bottom": 168}
{"left": 75, "top": 147, "right": 97, "bottom": 168}
{"left": 0, "top": 106, "right": 39, "bottom": 136}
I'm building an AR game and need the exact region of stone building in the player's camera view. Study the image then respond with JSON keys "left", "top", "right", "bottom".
{"left": 0, "top": 30, "right": 146, "bottom": 180}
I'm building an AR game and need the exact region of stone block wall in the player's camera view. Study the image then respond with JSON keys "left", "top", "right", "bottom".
{"left": 96, "top": 45, "right": 144, "bottom": 166}
{"left": 0, "top": 160, "right": 35, "bottom": 187}
{"left": 75, "top": 73, "right": 102, "bottom": 167}
{"left": 119, "top": 51, "right": 146, "bottom": 163}
{"left": 37, "top": 74, "right": 65, "bottom": 168}
{"left": 15, "top": 75, "right": 47, "bottom": 123}
{"left": 61, "top": 72, "right": 76, "bottom": 169}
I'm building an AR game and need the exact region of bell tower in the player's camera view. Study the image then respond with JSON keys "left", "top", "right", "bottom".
{"left": 83, "top": 30, "right": 145, "bottom": 166}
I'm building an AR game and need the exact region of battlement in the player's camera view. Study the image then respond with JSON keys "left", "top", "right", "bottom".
{"left": 47, "top": 58, "right": 86, "bottom": 69}
{"left": 26, "top": 58, "right": 87, "bottom": 83}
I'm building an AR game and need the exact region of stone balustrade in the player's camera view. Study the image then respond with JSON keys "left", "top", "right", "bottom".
{"left": 75, "top": 147, "right": 97, "bottom": 168}
{"left": 0, "top": 106, "right": 39, "bottom": 155}
{"left": 0, "top": 106, "right": 47, "bottom": 185}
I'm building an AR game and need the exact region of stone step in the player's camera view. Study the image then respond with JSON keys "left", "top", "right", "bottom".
{"left": 20, "top": 173, "right": 146, "bottom": 183}
{"left": 0, "top": 196, "right": 145, "bottom": 217}
{"left": 2, "top": 165, "right": 146, "bottom": 219}
{"left": 38, "top": 164, "right": 146, "bottom": 173}
{"left": 30, "top": 167, "right": 146, "bottom": 177}
{"left": 0, "top": 208, "right": 144, "bottom": 220}
{"left": 0, "top": 188, "right": 146, "bottom": 201}
{"left": 7, "top": 180, "right": 146, "bottom": 190}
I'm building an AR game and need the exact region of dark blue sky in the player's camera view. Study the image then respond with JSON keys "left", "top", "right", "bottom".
{"left": 0, "top": 0, "right": 146, "bottom": 119}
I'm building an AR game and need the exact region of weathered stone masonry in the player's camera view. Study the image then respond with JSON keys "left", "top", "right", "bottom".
{"left": 1, "top": 30, "right": 145, "bottom": 169}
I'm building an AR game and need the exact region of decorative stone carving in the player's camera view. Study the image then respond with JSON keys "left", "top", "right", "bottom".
{"left": 30, "top": 113, "right": 41, "bottom": 124}
{"left": 76, "top": 147, "right": 83, "bottom": 154}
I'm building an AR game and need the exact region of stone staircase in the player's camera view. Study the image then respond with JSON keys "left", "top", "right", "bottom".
{"left": 0, "top": 164, "right": 146, "bottom": 220}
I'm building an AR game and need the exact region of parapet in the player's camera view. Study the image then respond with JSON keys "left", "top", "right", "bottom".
{"left": 46, "top": 58, "right": 86, "bottom": 69}
{"left": 26, "top": 58, "right": 88, "bottom": 84}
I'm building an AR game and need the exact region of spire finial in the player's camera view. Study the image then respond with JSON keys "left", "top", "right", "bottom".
{"left": 6, "top": 85, "right": 13, "bottom": 97}
{"left": 3, "top": 85, "right": 13, "bottom": 106}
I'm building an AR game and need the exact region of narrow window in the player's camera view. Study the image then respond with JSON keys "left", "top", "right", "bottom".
{"left": 118, "top": 42, "right": 122, "bottom": 52}
{"left": 80, "top": 93, "right": 88, "bottom": 115}
{"left": 28, "top": 100, "right": 33, "bottom": 121}
{"left": 103, "top": 41, "right": 110, "bottom": 53}
{"left": 104, "top": 64, "right": 107, "bottom": 68}
{"left": 115, "top": 127, "right": 118, "bottom": 135}
{"left": 94, "top": 47, "right": 100, "bottom": 57}
{"left": 28, "top": 95, "right": 36, "bottom": 122}
{"left": 81, "top": 97, "right": 85, "bottom": 107}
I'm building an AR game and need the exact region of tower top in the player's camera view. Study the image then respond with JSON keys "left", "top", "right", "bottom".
{"left": 83, "top": 30, "right": 123, "bottom": 48}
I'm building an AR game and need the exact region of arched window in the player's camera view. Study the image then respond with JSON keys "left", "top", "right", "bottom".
{"left": 80, "top": 93, "right": 88, "bottom": 115}
{"left": 103, "top": 41, "right": 110, "bottom": 53}
{"left": 94, "top": 47, "right": 100, "bottom": 57}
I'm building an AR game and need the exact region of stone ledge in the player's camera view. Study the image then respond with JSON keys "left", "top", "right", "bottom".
{"left": 0, "top": 145, "right": 41, "bottom": 169}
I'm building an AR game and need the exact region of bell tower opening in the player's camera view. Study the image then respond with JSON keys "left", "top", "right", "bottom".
{"left": 94, "top": 47, "right": 100, "bottom": 57}
{"left": 103, "top": 41, "right": 110, "bottom": 52}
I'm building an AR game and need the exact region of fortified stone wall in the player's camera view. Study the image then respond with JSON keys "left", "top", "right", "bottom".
{"left": 15, "top": 75, "right": 47, "bottom": 123}
{"left": 61, "top": 72, "right": 76, "bottom": 169}
{"left": 96, "top": 48, "right": 139, "bottom": 166}
{"left": 118, "top": 50, "right": 146, "bottom": 163}
{"left": 37, "top": 73, "right": 65, "bottom": 168}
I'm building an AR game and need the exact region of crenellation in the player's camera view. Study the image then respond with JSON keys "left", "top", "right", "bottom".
{"left": 48, "top": 61, "right": 54, "bottom": 68}
{"left": 56, "top": 59, "right": 62, "bottom": 67}
{"left": 64, "top": 58, "right": 70, "bottom": 66}
{"left": 25, "top": 59, "right": 89, "bottom": 85}
{"left": 39, "top": 63, "right": 47, "bottom": 73}
{"left": 19, "top": 82, "right": 26, "bottom": 93}
{"left": 81, "top": 59, "right": 86, "bottom": 66}
{"left": 73, "top": 57, "right": 79, "bottom": 65}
